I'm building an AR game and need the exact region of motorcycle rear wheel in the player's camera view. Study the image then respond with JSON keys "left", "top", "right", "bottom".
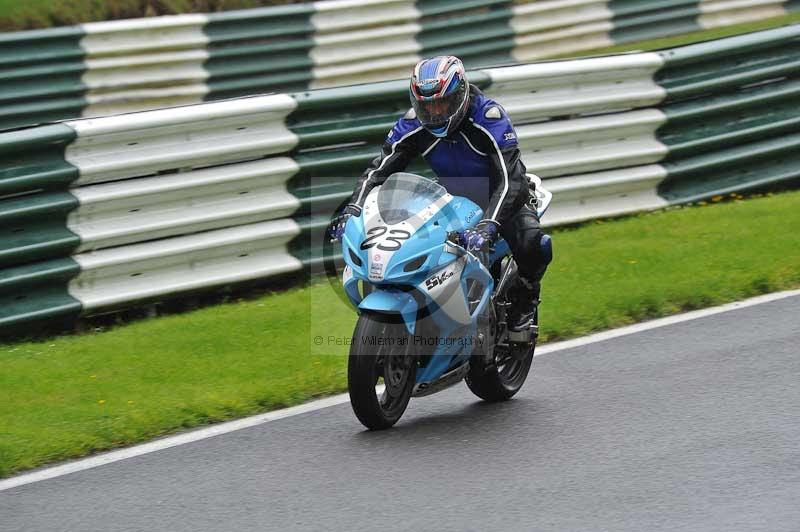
{"left": 466, "top": 311, "right": 536, "bottom": 402}
{"left": 348, "top": 312, "right": 417, "bottom": 430}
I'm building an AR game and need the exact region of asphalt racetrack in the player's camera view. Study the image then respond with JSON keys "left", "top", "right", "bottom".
{"left": 3, "top": 294, "right": 799, "bottom": 531}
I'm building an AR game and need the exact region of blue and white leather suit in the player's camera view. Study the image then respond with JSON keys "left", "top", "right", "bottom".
{"left": 349, "top": 86, "right": 550, "bottom": 289}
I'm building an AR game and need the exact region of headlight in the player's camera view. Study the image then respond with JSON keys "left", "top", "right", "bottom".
{"left": 403, "top": 254, "right": 427, "bottom": 272}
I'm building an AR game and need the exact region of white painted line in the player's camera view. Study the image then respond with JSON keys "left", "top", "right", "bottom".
{"left": 535, "top": 289, "right": 800, "bottom": 355}
{"left": 0, "top": 394, "right": 350, "bottom": 492}
{"left": 2, "top": 288, "right": 798, "bottom": 491}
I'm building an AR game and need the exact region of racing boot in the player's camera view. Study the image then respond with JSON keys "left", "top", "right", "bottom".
{"left": 507, "top": 234, "right": 551, "bottom": 345}
{"left": 507, "top": 275, "right": 540, "bottom": 345}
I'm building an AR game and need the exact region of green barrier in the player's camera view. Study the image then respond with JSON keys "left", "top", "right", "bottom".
{"left": 0, "top": 121, "right": 81, "bottom": 335}
{"left": 0, "top": 124, "right": 79, "bottom": 196}
{"left": 290, "top": 79, "right": 410, "bottom": 134}
{"left": 207, "top": 71, "right": 315, "bottom": 99}
{"left": 0, "top": 95, "right": 88, "bottom": 133}
{"left": 0, "top": 257, "right": 82, "bottom": 335}
{"left": 416, "top": 0, "right": 509, "bottom": 16}
{"left": 204, "top": 5, "right": 316, "bottom": 98}
{"left": 0, "top": 27, "right": 85, "bottom": 66}
{"left": 0, "top": 63, "right": 85, "bottom": 104}
{"left": 657, "top": 30, "right": 800, "bottom": 100}
{"left": 294, "top": 147, "right": 378, "bottom": 178}
{"left": 291, "top": 78, "right": 408, "bottom": 111}
{"left": 609, "top": 0, "right": 701, "bottom": 43}
{"left": 288, "top": 214, "right": 341, "bottom": 271}
{"left": 1, "top": 25, "right": 799, "bottom": 335}
{"left": 656, "top": 24, "right": 800, "bottom": 201}
{"left": 288, "top": 71, "right": 491, "bottom": 149}
{"left": 423, "top": 37, "right": 518, "bottom": 69}
{"left": 0, "top": 192, "right": 80, "bottom": 268}
{"left": 660, "top": 134, "right": 800, "bottom": 201}
{"left": 0, "top": 257, "right": 79, "bottom": 295}
{"left": 660, "top": 81, "right": 800, "bottom": 158}
{"left": 204, "top": 4, "right": 315, "bottom": 42}
{"left": 417, "top": 1, "right": 515, "bottom": 68}
{"left": 1, "top": 0, "right": 796, "bottom": 132}
{"left": 0, "top": 27, "right": 87, "bottom": 130}
{"left": 657, "top": 24, "right": 800, "bottom": 67}
{"left": 205, "top": 40, "right": 315, "bottom": 98}
{"left": 291, "top": 177, "right": 354, "bottom": 214}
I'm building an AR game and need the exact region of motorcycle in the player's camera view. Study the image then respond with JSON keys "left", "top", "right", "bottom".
{"left": 337, "top": 172, "right": 552, "bottom": 430}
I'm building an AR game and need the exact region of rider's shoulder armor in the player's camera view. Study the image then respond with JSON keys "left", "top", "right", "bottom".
{"left": 466, "top": 90, "right": 518, "bottom": 151}
{"left": 386, "top": 110, "right": 424, "bottom": 144}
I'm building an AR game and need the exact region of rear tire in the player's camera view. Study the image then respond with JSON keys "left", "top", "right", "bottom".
{"left": 348, "top": 312, "right": 417, "bottom": 430}
{"left": 466, "top": 311, "right": 536, "bottom": 402}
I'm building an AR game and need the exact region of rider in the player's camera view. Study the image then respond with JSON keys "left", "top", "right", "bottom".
{"left": 331, "top": 55, "right": 552, "bottom": 334}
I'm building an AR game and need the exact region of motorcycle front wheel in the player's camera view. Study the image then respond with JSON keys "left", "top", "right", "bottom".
{"left": 348, "top": 312, "right": 417, "bottom": 430}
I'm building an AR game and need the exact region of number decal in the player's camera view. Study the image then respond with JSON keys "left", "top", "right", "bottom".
{"left": 359, "top": 226, "right": 387, "bottom": 250}
{"left": 360, "top": 227, "right": 411, "bottom": 251}
{"left": 379, "top": 229, "right": 411, "bottom": 251}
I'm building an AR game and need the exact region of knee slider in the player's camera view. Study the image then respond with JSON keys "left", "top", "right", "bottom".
{"left": 540, "top": 234, "right": 552, "bottom": 266}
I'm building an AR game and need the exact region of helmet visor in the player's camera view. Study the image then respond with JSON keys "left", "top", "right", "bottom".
{"left": 412, "top": 82, "right": 467, "bottom": 130}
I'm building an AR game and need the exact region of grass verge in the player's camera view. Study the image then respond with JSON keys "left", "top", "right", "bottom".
{"left": 1, "top": 190, "right": 799, "bottom": 477}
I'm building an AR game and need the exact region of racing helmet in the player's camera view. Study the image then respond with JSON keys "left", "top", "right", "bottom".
{"left": 410, "top": 56, "right": 469, "bottom": 138}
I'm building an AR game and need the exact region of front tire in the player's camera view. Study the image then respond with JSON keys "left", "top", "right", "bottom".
{"left": 348, "top": 312, "right": 417, "bottom": 430}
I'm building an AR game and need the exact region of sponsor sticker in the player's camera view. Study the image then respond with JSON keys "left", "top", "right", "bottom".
{"left": 425, "top": 270, "right": 455, "bottom": 290}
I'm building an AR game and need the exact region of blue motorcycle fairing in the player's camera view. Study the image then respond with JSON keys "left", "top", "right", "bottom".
{"left": 341, "top": 181, "right": 506, "bottom": 387}
{"left": 343, "top": 226, "right": 453, "bottom": 292}
{"left": 342, "top": 266, "right": 362, "bottom": 306}
{"left": 460, "top": 253, "right": 494, "bottom": 322}
{"left": 441, "top": 197, "right": 484, "bottom": 234}
{"left": 358, "top": 289, "right": 419, "bottom": 334}
{"left": 341, "top": 215, "right": 367, "bottom": 279}
{"left": 414, "top": 256, "right": 494, "bottom": 383}
{"left": 382, "top": 225, "right": 449, "bottom": 285}
{"left": 414, "top": 324, "right": 474, "bottom": 383}
{"left": 341, "top": 193, "right": 484, "bottom": 291}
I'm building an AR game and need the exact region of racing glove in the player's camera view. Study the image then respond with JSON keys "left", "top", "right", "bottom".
{"left": 328, "top": 204, "right": 362, "bottom": 242}
{"left": 458, "top": 220, "right": 499, "bottom": 252}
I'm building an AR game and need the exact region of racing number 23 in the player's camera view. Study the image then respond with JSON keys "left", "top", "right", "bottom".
{"left": 360, "top": 226, "right": 411, "bottom": 251}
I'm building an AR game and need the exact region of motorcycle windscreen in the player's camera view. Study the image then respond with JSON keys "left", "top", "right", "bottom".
{"left": 377, "top": 173, "right": 447, "bottom": 224}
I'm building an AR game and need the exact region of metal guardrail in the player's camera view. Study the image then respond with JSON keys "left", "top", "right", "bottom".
{"left": 1, "top": 0, "right": 798, "bottom": 130}
{"left": 0, "top": 25, "right": 799, "bottom": 334}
